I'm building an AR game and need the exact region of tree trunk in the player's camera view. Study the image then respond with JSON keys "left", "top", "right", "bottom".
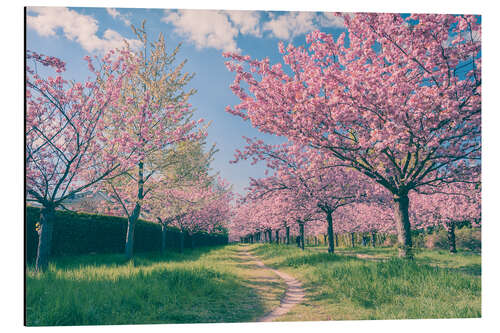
{"left": 268, "top": 230, "right": 272, "bottom": 243}
{"left": 264, "top": 230, "right": 268, "bottom": 243}
{"left": 179, "top": 230, "right": 185, "bottom": 253}
{"left": 393, "top": 193, "right": 413, "bottom": 258}
{"left": 324, "top": 234, "right": 327, "bottom": 245}
{"left": 124, "top": 208, "right": 139, "bottom": 260}
{"left": 335, "top": 233, "right": 338, "bottom": 248}
{"left": 326, "top": 211, "right": 335, "bottom": 254}
{"left": 275, "top": 230, "right": 279, "bottom": 244}
{"left": 124, "top": 161, "right": 144, "bottom": 260}
{"left": 35, "top": 205, "right": 55, "bottom": 272}
{"left": 371, "top": 231, "right": 377, "bottom": 247}
{"left": 161, "top": 224, "right": 167, "bottom": 253}
{"left": 286, "top": 226, "right": 290, "bottom": 245}
{"left": 351, "top": 232, "right": 355, "bottom": 247}
{"left": 447, "top": 222, "right": 457, "bottom": 253}
{"left": 299, "top": 223, "right": 305, "bottom": 250}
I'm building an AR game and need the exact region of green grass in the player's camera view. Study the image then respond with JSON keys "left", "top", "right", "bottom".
{"left": 309, "top": 245, "right": 481, "bottom": 275}
{"left": 248, "top": 243, "right": 481, "bottom": 321}
{"left": 26, "top": 243, "right": 481, "bottom": 325}
{"left": 26, "top": 245, "right": 281, "bottom": 326}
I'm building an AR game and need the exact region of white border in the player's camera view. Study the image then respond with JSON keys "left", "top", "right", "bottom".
{"left": 4, "top": 1, "right": 499, "bottom": 332}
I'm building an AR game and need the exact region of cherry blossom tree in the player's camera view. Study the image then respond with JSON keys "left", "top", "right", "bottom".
{"left": 224, "top": 13, "right": 481, "bottom": 258}
{"left": 234, "top": 181, "right": 321, "bottom": 250}
{"left": 95, "top": 24, "right": 205, "bottom": 259}
{"left": 233, "top": 138, "right": 370, "bottom": 253}
{"left": 26, "top": 49, "right": 133, "bottom": 271}
{"left": 142, "top": 140, "right": 217, "bottom": 253}
{"left": 162, "top": 178, "right": 232, "bottom": 252}
{"left": 338, "top": 201, "right": 396, "bottom": 247}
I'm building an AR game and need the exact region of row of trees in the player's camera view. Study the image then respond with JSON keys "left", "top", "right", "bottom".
{"left": 26, "top": 22, "right": 232, "bottom": 271}
{"left": 226, "top": 13, "right": 481, "bottom": 257}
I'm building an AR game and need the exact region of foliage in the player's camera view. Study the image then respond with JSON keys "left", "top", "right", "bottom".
{"left": 26, "top": 206, "right": 227, "bottom": 262}
{"left": 224, "top": 13, "right": 481, "bottom": 256}
{"left": 425, "top": 227, "right": 481, "bottom": 252}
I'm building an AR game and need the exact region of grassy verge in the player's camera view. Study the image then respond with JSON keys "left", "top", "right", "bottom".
{"left": 26, "top": 245, "right": 283, "bottom": 326}
{"left": 248, "top": 244, "right": 481, "bottom": 321}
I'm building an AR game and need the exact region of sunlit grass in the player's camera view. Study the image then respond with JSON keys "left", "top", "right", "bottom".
{"left": 249, "top": 243, "right": 481, "bottom": 321}
{"left": 26, "top": 245, "right": 279, "bottom": 326}
{"left": 26, "top": 243, "right": 481, "bottom": 325}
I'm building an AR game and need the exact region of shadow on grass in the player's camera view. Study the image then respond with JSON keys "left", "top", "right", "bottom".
{"left": 279, "top": 252, "right": 359, "bottom": 268}
{"left": 452, "top": 263, "right": 481, "bottom": 276}
{"left": 27, "top": 245, "right": 228, "bottom": 271}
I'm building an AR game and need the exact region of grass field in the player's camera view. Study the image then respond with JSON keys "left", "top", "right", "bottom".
{"left": 249, "top": 243, "right": 481, "bottom": 321}
{"left": 26, "top": 243, "right": 481, "bottom": 325}
{"left": 25, "top": 245, "right": 284, "bottom": 326}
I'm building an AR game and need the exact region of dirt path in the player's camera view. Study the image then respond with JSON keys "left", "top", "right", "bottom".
{"left": 239, "top": 246, "right": 305, "bottom": 322}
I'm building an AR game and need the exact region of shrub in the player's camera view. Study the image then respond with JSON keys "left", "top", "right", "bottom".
{"left": 456, "top": 227, "right": 481, "bottom": 252}
{"left": 424, "top": 227, "right": 481, "bottom": 252}
{"left": 26, "top": 206, "right": 228, "bottom": 262}
{"left": 424, "top": 230, "right": 448, "bottom": 250}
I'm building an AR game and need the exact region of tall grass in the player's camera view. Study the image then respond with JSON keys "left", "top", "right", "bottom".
{"left": 26, "top": 246, "right": 266, "bottom": 326}
{"left": 249, "top": 244, "right": 481, "bottom": 321}
{"left": 26, "top": 243, "right": 481, "bottom": 325}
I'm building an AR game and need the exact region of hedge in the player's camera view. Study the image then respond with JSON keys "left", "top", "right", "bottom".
{"left": 26, "top": 206, "right": 228, "bottom": 263}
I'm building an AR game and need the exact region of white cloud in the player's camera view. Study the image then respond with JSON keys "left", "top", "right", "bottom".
{"left": 106, "top": 8, "right": 131, "bottom": 27}
{"left": 319, "top": 12, "right": 345, "bottom": 28}
{"left": 224, "top": 10, "right": 261, "bottom": 37}
{"left": 27, "top": 7, "right": 141, "bottom": 54}
{"left": 162, "top": 9, "right": 241, "bottom": 53}
{"left": 161, "top": 9, "right": 346, "bottom": 52}
{"left": 263, "top": 12, "right": 345, "bottom": 41}
{"left": 263, "top": 12, "right": 317, "bottom": 40}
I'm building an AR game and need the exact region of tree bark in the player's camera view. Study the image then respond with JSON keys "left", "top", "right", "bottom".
{"left": 335, "top": 233, "right": 339, "bottom": 248}
{"left": 447, "top": 222, "right": 457, "bottom": 253}
{"left": 326, "top": 211, "right": 335, "bottom": 253}
{"left": 299, "top": 223, "right": 305, "bottom": 250}
{"left": 124, "top": 161, "right": 144, "bottom": 260}
{"left": 268, "top": 229, "right": 272, "bottom": 243}
{"left": 124, "top": 208, "right": 139, "bottom": 260}
{"left": 393, "top": 193, "right": 413, "bottom": 258}
{"left": 35, "top": 205, "right": 55, "bottom": 272}
{"left": 351, "top": 232, "right": 355, "bottom": 248}
{"left": 275, "top": 230, "right": 279, "bottom": 244}
{"left": 371, "top": 231, "right": 377, "bottom": 247}
{"left": 161, "top": 223, "right": 167, "bottom": 253}
{"left": 286, "top": 226, "right": 290, "bottom": 245}
{"left": 179, "top": 230, "right": 185, "bottom": 253}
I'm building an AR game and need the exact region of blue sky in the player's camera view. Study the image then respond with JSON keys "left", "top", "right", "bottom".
{"left": 26, "top": 6, "right": 347, "bottom": 195}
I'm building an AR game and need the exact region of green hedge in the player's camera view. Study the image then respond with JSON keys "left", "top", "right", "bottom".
{"left": 26, "top": 206, "right": 228, "bottom": 262}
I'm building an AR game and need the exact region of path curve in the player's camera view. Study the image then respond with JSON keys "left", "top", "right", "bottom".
{"left": 241, "top": 246, "right": 305, "bottom": 322}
